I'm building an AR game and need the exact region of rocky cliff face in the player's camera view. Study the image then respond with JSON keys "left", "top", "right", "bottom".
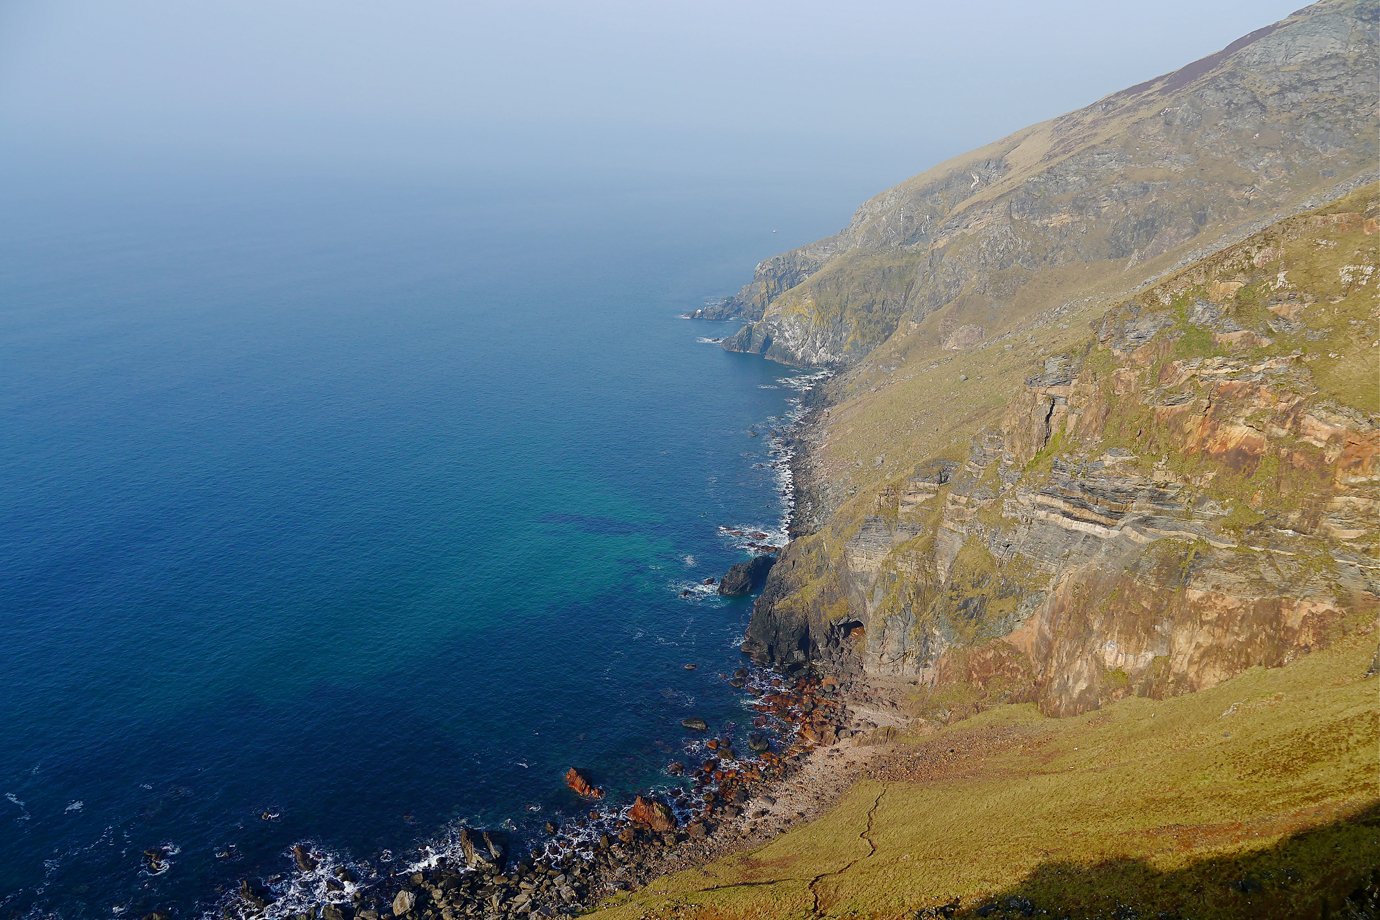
{"left": 719, "top": 0, "right": 1378, "bottom": 368}
{"left": 745, "top": 185, "right": 1379, "bottom": 716}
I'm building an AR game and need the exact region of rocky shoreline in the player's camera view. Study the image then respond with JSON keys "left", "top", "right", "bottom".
{"left": 198, "top": 366, "right": 845, "bottom": 920}
{"left": 213, "top": 670, "right": 893, "bottom": 920}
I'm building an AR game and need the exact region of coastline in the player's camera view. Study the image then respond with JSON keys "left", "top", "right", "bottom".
{"left": 215, "top": 338, "right": 849, "bottom": 920}
{"left": 308, "top": 674, "right": 913, "bottom": 920}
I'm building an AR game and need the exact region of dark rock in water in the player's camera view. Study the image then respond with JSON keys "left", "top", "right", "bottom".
{"left": 238, "top": 879, "right": 269, "bottom": 910}
{"left": 292, "top": 843, "right": 316, "bottom": 873}
{"left": 482, "top": 830, "right": 505, "bottom": 865}
{"left": 143, "top": 849, "right": 167, "bottom": 874}
{"left": 628, "top": 795, "right": 678, "bottom": 833}
{"left": 747, "top": 732, "right": 770, "bottom": 753}
{"left": 321, "top": 906, "right": 345, "bottom": 920}
{"left": 683, "top": 662, "right": 697, "bottom": 670}
{"left": 680, "top": 717, "right": 708, "bottom": 732}
{"left": 702, "top": 577, "right": 717, "bottom": 586}
{"left": 666, "top": 761, "right": 685, "bottom": 775}
{"left": 564, "top": 767, "right": 604, "bottom": 799}
{"left": 718, "top": 554, "right": 775, "bottom": 597}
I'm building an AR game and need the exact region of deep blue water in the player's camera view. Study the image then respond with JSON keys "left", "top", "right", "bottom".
{"left": 0, "top": 167, "right": 839, "bottom": 917}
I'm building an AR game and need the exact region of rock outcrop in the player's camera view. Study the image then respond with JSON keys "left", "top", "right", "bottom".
{"left": 718, "top": 555, "right": 776, "bottom": 597}
{"left": 564, "top": 767, "right": 603, "bottom": 799}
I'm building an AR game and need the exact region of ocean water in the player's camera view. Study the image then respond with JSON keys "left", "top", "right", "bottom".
{"left": 0, "top": 167, "right": 839, "bottom": 917}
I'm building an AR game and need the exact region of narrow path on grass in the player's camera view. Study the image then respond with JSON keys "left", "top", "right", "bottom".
{"left": 807, "top": 783, "right": 890, "bottom": 916}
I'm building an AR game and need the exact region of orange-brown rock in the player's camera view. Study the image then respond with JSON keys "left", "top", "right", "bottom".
{"left": 627, "top": 795, "right": 677, "bottom": 833}
{"left": 564, "top": 767, "right": 603, "bottom": 800}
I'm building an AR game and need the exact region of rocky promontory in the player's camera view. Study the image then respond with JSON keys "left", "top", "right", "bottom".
{"left": 716, "top": 554, "right": 775, "bottom": 597}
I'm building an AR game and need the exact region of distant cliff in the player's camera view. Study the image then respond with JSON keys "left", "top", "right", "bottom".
{"left": 730, "top": 0, "right": 1379, "bottom": 718}
{"left": 716, "top": 0, "right": 1378, "bottom": 367}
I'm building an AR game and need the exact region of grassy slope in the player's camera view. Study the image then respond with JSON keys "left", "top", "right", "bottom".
{"left": 589, "top": 631, "right": 1379, "bottom": 919}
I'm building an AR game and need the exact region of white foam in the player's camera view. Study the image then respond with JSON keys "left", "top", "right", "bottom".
{"left": 674, "top": 580, "right": 721, "bottom": 600}
{"left": 4, "top": 793, "right": 30, "bottom": 823}
{"left": 402, "top": 823, "right": 485, "bottom": 874}
{"left": 211, "top": 843, "right": 376, "bottom": 920}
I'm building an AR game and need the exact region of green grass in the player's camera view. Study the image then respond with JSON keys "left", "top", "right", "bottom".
{"left": 588, "top": 632, "right": 1380, "bottom": 919}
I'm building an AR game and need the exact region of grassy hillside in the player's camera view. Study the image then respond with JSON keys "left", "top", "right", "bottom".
{"left": 588, "top": 630, "right": 1379, "bottom": 919}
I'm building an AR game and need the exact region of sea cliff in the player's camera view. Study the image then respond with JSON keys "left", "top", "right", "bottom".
{"left": 588, "top": 2, "right": 1379, "bottom": 916}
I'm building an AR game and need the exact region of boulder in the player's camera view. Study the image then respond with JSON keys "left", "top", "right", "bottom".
{"left": 627, "top": 796, "right": 678, "bottom": 833}
{"left": 680, "top": 717, "right": 709, "bottom": 732}
{"left": 392, "top": 889, "right": 417, "bottom": 916}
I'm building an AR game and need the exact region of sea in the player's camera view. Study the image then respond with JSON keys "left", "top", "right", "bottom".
{"left": 0, "top": 162, "right": 851, "bottom": 917}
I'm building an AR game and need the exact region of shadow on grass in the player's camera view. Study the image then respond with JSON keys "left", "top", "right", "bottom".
{"left": 921, "top": 801, "right": 1380, "bottom": 920}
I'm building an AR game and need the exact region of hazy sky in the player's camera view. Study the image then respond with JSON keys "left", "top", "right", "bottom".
{"left": 1, "top": 1, "right": 1305, "bottom": 189}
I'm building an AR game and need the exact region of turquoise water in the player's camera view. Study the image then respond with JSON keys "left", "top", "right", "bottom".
{"left": 0, "top": 168, "right": 837, "bottom": 917}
